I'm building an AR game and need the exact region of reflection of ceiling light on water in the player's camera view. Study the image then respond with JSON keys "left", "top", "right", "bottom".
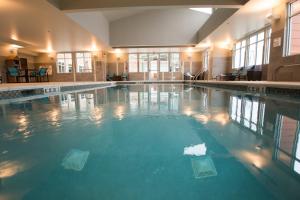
{"left": 114, "top": 105, "right": 125, "bottom": 120}
{"left": 194, "top": 114, "right": 210, "bottom": 124}
{"left": 212, "top": 113, "right": 229, "bottom": 126}
{"left": 183, "top": 107, "right": 194, "bottom": 116}
{"left": 0, "top": 161, "right": 25, "bottom": 178}
{"left": 90, "top": 107, "right": 103, "bottom": 125}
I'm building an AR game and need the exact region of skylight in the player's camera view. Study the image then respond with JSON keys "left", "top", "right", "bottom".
{"left": 189, "top": 8, "right": 213, "bottom": 15}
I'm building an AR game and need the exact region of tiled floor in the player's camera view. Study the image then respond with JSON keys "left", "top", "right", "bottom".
{"left": 0, "top": 81, "right": 115, "bottom": 92}
{"left": 1, "top": 81, "right": 300, "bottom": 92}
{"left": 186, "top": 80, "right": 300, "bottom": 89}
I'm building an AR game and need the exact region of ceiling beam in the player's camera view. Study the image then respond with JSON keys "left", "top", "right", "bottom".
{"left": 56, "top": 0, "right": 248, "bottom": 11}
{"left": 198, "top": 8, "right": 239, "bottom": 43}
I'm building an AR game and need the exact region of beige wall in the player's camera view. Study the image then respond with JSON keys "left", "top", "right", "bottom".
{"left": 206, "top": 47, "right": 232, "bottom": 80}
{"left": 0, "top": 51, "right": 107, "bottom": 83}
{"left": 267, "top": 0, "right": 300, "bottom": 81}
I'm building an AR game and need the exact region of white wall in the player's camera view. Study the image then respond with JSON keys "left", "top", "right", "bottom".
{"left": 66, "top": 11, "right": 110, "bottom": 46}
{"left": 198, "top": 0, "right": 281, "bottom": 48}
{"left": 110, "top": 8, "right": 210, "bottom": 47}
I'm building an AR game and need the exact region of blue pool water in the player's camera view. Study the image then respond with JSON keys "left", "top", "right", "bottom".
{"left": 1, "top": 84, "right": 300, "bottom": 200}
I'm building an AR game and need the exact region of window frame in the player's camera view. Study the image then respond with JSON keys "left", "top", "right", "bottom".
{"left": 285, "top": 0, "right": 300, "bottom": 56}
{"left": 128, "top": 53, "right": 139, "bottom": 72}
{"left": 128, "top": 52, "right": 181, "bottom": 73}
{"left": 232, "top": 26, "right": 272, "bottom": 69}
{"left": 75, "top": 52, "right": 93, "bottom": 73}
{"left": 202, "top": 49, "right": 209, "bottom": 71}
{"left": 56, "top": 53, "right": 73, "bottom": 74}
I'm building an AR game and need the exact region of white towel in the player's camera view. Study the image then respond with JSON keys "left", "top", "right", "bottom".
{"left": 184, "top": 144, "right": 207, "bottom": 156}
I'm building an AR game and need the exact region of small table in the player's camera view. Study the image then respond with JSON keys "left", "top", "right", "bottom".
{"left": 20, "top": 69, "right": 37, "bottom": 83}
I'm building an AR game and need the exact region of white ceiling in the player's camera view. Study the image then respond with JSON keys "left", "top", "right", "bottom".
{"left": 0, "top": 0, "right": 108, "bottom": 55}
{"left": 198, "top": 0, "right": 282, "bottom": 49}
{"left": 101, "top": 7, "right": 156, "bottom": 22}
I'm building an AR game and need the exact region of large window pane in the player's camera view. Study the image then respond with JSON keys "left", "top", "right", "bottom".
{"left": 76, "top": 52, "right": 92, "bottom": 73}
{"left": 149, "top": 54, "right": 158, "bottom": 71}
{"left": 139, "top": 54, "right": 148, "bottom": 72}
{"left": 234, "top": 50, "right": 240, "bottom": 68}
{"left": 160, "top": 53, "right": 169, "bottom": 72}
{"left": 289, "top": 15, "right": 300, "bottom": 55}
{"left": 240, "top": 47, "right": 246, "bottom": 67}
{"left": 57, "top": 53, "right": 73, "bottom": 73}
{"left": 248, "top": 44, "right": 257, "bottom": 66}
{"left": 203, "top": 50, "right": 209, "bottom": 71}
{"left": 129, "top": 54, "right": 138, "bottom": 72}
{"left": 250, "top": 35, "right": 257, "bottom": 44}
{"left": 256, "top": 41, "right": 264, "bottom": 65}
{"left": 291, "top": 0, "right": 300, "bottom": 16}
{"left": 170, "top": 53, "right": 180, "bottom": 72}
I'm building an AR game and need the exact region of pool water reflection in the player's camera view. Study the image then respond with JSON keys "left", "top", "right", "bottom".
{"left": 0, "top": 84, "right": 300, "bottom": 200}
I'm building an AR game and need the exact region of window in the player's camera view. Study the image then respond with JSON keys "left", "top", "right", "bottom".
{"left": 160, "top": 53, "right": 169, "bottom": 72}
{"left": 233, "top": 40, "right": 246, "bottom": 69}
{"left": 170, "top": 53, "right": 180, "bottom": 72}
{"left": 129, "top": 54, "right": 138, "bottom": 72}
{"left": 286, "top": 0, "right": 300, "bottom": 55}
{"left": 203, "top": 49, "right": 209, "bottom": 71}
{"left": 264, "top": 28, "right": 272, "bottom": 64}
{"left": 232, "top": 27, "right": 272, "bottom": 68}
{"left": 139, "top": 54, "right": 148, "bottom": 72}
{"left": 76, "top": 52, "right": 92, "bottom": 73}
{"left": 57, "top": 53, "right": 73, "bottom": 73}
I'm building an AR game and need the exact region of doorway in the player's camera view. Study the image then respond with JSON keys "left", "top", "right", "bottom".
{"left": 149, "top": 54, "right": 159, "bottom": 81}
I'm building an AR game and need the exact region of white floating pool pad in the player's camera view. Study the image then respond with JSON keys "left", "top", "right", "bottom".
{"left": 191, "top": 156, "right": 217, "bottom": 179}
{"left": 62, "top": 149, "right": 90, "bottom": 171}
{"left": 184, "top": 143, "right": 207, "bottom": 156}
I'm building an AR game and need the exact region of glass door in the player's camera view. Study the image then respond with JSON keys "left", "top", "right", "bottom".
{"left": 149, "top": 54, "right": 159, "bottom": 81}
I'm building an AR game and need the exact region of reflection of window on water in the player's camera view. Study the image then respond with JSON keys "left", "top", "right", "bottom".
{"left": 139, "top": 92, "right": 148, "bottom": 110}
{"left": 150, "top": 87, "right": 158, "bottom": 111}
{"left": 160, "top": 92, "right": 169, "bottom": 111}
{"left": 129, "top": 92, "right": 139, "bottom": 110}
{"left": 230, "top": 96, "right": 265, "bottom": 134}
{"left": 78, "top": 93, "right": 94, "bottom": 111}
{"left": 274, "top": 115, "right": 300, "bottom": 175}
{"left": 60, "top": 94, "right": 76, "bottom": 111}
{"left": 170, "top": 92, "right": 179, "bottom": 111}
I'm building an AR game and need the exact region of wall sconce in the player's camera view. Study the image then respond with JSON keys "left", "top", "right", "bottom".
{"left": 114, "top": 48, "right": 122, "bottom": 61}
{"left": 266, "top": 13, "right": 280, "bottom": 23}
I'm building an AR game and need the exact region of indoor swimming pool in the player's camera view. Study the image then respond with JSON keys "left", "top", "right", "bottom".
{"left": 1, "top": 84, "right": 300, "bottom": 200}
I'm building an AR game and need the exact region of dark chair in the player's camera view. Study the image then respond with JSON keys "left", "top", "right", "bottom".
{"left": 36, "top": 68, "right": 49, "bottom": 82}
{"left": 6, "top": 67, "right": 24, "bottom": 83}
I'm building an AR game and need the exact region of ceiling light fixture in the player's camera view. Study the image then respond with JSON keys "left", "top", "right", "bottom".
{"left": 10, "top": 44, "right": 23, "bottom": 49}
{"left": 189, "top": 8, "right": 213, "bottom": 15}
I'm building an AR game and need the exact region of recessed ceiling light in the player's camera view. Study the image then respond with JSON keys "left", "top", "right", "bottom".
{"left": 10, "top": 44, "right": 23, "bottom": 49}
{"left": 189, "top": 8, "right": 213, "bottom": 15}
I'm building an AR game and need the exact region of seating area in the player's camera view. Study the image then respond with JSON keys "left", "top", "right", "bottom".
{"left": 5, "top": 58, "right": 49, "bottom": 83}
{"left": 216, "top": 66, "right": 262, "bottom": 81}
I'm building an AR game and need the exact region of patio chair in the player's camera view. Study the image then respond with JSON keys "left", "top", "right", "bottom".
{"left": 36, "top": 68, "right": 49, "bottom": 82}
{"left": 6, "top": 67, "right": 24, "bottom": 83}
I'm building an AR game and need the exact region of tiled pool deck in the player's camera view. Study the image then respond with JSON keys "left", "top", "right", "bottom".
{"left": 1, "top": 80, "right": 300, "bottom": 101}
